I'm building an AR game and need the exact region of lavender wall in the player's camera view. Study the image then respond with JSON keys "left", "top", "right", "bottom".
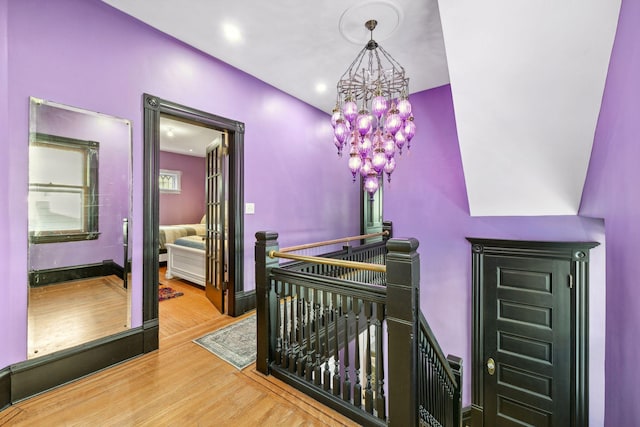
{"left": 384, "top": 85, "right": 606, "bottom": 423}
{"left": 0, "top": 0, "right": 11, "bottom": 368}
{"left": 1, "top": 0, "right": 360, "bottom": 368}
{"left": 159, "top": 151, "right": 205, "bottom": 225}
{"left": 28, "top": 101, "right": 130, "bottom": 270}
{"left": 580, "top": 0, "right": 639, "bottom": 424}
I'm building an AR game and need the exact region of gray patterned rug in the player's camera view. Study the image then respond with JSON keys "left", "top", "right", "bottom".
{"left": 193, "top": 314, "right": 256, "bottom": 370}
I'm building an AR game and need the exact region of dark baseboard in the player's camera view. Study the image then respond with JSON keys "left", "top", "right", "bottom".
{"left": 234, "top": 290, "right": 256, "bottom": 316}
{"left": 29, "top": 260, "right": 124, "bottom": 287}
{"left": 9, "top": 326, "right": 145, "bottom": 403}
{"left": 462, "top": 404, "right": 483, "bottom": 427}
{"left": 0, "top": 367, "right": 9, "bottom": 411}
{"left": 143, "top": 319, "right": 159, "bottom": 353}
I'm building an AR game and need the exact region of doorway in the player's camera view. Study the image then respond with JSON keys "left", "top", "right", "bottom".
{"left": 361, "top": 177, "right": 383, "bottom": 241}
{"left": 468, "top": 239, "right": 597, "bottom": 427}
{"left": 142, "top": 94, "right": 247, "bottom": 350}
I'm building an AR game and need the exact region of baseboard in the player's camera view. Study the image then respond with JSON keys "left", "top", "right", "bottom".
{"left": 9, "top": 326, "right": 144, "bottom": 403}
{"left": 29, "top": 259, "right": 124, "bottom": 287}
{"left": 143, "top": 319, "right": 159, "bottom": 353}
{"left": 462, "top": 404, "right": 483, "bottom": 427}
{"left": 0, "top": 367, "right": 9, "bottom": 411}
{"left": 234, "top": 290, "right": 256, "bottom": 316}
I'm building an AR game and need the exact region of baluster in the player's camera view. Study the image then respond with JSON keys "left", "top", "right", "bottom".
{"left": 314, "top": 288, "right": 322, "bottom": 386}
{"left": 332, "top": 292, "right": 341, "bottom": 397}
{"left": 364, "top": 301, "right": 374, "bottom": 414}
{"left": 305, "top": 287, "right": 313, "bottom": 381}
{"left": 323, "top": 294, "right": 331, "bottom": 392}
{"left": 275, "top": 280, "right": 283, "bottom": 366}
{"left": 342, "top": 295, "right": 351, "bottom": 402}
{"left": 431, "top": 347, "right": 436, "bottom": 423}
{"left": 288, "top": 283, "right": 297, "bottom": 372}
{"left": 296, "top": 286, "right": 305, "bottom": 376}
{"left": 354, "top": 299, "right": 362, "bottom": 409}
{"left": 375, "top": 301, "right": 386, "bottom": 419}
{"left": 281, "top": 282, "right": 290, "bottom": 369}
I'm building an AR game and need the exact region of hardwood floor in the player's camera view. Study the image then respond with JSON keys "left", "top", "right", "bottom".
{"left": 2, "top": 269, "right": 358, "bottom": 426}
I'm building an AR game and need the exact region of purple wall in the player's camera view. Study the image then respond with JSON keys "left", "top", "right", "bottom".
{"left": 159, "top": 151, "right": 205, "bottom": 225}
{"left": 384, "top": 85, "right": 606, "bottom": 423}
{"left": 0, "top": 0, "right": 11, "bottom": 367}
{"left": 29, "top": 101, "right": 130, "bottom": 270}
{"left": 1, "top": 0, "right": 359, "bottom": 368}
{"left": 580, "top": 0, "right": 639, "bottom": 424}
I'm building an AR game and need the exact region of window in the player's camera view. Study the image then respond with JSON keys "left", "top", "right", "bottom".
{"left": 29, "top": 133, "right": 99, "bottom": 243}
{"left": 159, "top": 169, "right": 181, "bottom": 193}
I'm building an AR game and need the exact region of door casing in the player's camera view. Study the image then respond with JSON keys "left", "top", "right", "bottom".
{"left": 467, "top": 238, "right": 598, "bottom": 427}
{"left": 142, "top": 94, "right": 247, "bottom": 325}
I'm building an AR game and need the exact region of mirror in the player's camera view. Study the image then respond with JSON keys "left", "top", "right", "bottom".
{"left": 27, "top": 97, "right": 132, "bottom": 359}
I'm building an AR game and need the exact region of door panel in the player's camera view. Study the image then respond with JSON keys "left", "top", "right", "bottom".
{"left": 484, "top": 256, "right": 571, "bottom": 427}
{"left": 205, "top": 137, "right": 226, "bottom": 312}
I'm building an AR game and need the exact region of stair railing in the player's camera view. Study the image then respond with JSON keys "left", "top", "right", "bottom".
{"left": 255, "top": 228, "right": 462, "bottom": 427}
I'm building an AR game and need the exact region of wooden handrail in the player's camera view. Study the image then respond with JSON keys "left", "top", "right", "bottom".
{"left": 268, "top": 250, "right": 387, "bottom": 273}
{"left": 279, "top": 230, "right": 388, "bottom": 253}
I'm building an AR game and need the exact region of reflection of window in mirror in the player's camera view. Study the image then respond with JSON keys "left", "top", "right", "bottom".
{"left": 29, "top": 133, "right": 99, "bottom": 243}
{"left": 159, "top": 168, "right": 181, "bottom": 193}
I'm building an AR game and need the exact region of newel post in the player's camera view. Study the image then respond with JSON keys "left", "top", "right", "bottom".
{"left": 386, "top": 237, "right": 420, "bottom": 427}
{"left": 448, "top": 354, "right": 463, "bottom": 427}
{"left": 255, "top": 231, "right": 279, "bottom": 374}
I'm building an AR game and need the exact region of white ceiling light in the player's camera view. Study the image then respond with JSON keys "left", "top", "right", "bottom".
{"left": 222, "top": 22, "right": 243, "bottom": 44}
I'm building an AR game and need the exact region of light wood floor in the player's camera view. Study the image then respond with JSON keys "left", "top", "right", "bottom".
{"left": 2, "top": 269, "right": 358, "bottom": 426}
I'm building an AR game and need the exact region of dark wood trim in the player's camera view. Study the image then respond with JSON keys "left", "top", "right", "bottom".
{"left": 462, "top": 404, "right": 483, "bottom": 427}
{"left": 466, "top": 238, "right": 598, "bottom": 427}
{"left": 143, "top": 93, "right": 244, "bottom": 318}
{"left": 29, "top": 259, "right": 124, "bottom": 287}
{"left": 233, "top": 290, "right": 256, "bottom": 316}
{"left": 142, "top": 319, "right": 159, "bottom": 354}
{"left": 7, "top": 327, "right": 144, "bottom": 404}
{"left": 270, "top": 368, "right": 387, "bottom": 427}
{"left": 574, "top": 255, "right": 590, "bottom": 427}
{"left": 0, "top": 367, "right": 9, "bottom": 411}
{"left": 143, "top": 94, "right": 161, "bottom": 323}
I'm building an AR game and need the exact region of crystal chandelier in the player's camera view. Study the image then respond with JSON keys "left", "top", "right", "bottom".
{"left": 331, "top": 19, "right": 416, "bottom": 196}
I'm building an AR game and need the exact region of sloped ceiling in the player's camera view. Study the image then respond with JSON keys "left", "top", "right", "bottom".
{"left": 438, "top": 0, "right": 621, "bottom": 215}
{"left": 103, "top": 0, "right": 621, "bottom": 216}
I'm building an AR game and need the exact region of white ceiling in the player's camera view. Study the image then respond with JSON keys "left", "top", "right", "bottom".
{"left": 160, "top": 116, "right": 222, "bottom": 157}
{"left": 103, "top": 0, "right": 622, "bottom": 216}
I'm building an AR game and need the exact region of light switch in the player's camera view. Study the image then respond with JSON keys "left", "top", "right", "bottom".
{"left": 245, "top": 202, "right": 255, "bottom": 214}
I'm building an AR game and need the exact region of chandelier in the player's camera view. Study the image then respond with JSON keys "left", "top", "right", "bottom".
{"left": 331, "top": 19, "right": 416, "bottom": 196}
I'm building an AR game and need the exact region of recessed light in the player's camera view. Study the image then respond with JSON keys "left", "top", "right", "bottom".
{"left": 315, "top": 82, "right": 328, "bottom": 93}
{"left": 222, "top": 22, "right": 243, "bottom": 44}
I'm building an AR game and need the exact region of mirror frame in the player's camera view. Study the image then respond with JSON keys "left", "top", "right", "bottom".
{"left": 142, "top": 94, "right": 247, "bottom": 342}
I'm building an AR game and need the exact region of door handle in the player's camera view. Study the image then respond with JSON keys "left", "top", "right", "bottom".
{"left": 487, "top": 357, "right": 496, "bottom": 375}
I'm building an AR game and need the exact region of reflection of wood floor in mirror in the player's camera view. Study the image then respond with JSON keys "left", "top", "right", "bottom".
{"left": 28, "top": 275, "right": 129, "bottom": 359}
{"left": 4, "top": 266, "right": 357, "bottom": 426}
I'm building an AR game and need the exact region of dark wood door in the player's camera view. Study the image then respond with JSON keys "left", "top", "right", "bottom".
{"left": 483, "top": 255, "right": 571, "bottom": 426}
{"left": 205, "top": 138, "right": 226, "bottom": 313}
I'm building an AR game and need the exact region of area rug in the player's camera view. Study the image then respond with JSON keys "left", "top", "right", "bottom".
{"left": 193, "top": 314, "right": 256, "bottom": 370}
{"left": 159, "top": 286, "right": 184, "bottom": 301}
